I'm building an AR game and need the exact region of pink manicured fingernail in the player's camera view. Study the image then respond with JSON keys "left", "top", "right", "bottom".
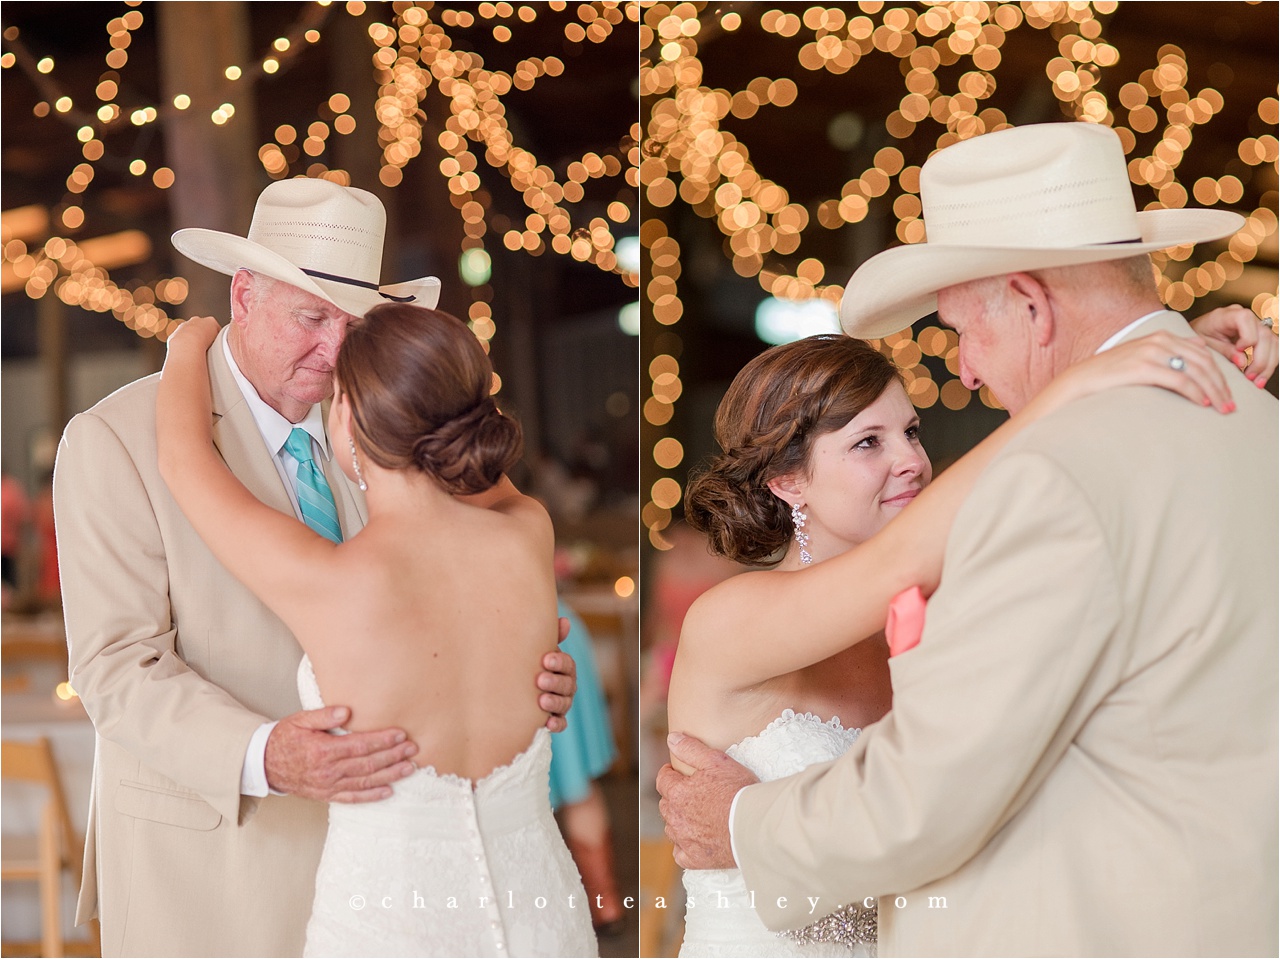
{"left": 1223, "top": 401, "right": 1236, "bottom": 413}
{"left": 1202, "top": 398, "right": 1212, "bottom": 406}
{"left": 1256, "top": 376, "right": 1268, "bottom": 387}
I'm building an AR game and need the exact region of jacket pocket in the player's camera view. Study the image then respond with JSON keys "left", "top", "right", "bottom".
{"left": 114, "top": 780, "right": 223, "bottom": 831}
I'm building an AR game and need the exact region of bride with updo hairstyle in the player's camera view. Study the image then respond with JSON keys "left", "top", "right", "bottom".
{"left": 155, "top": 306, "right": 597, "bottom": 956}
{"left": 334, "top": 302, "right": 522, "bottom": 495}
{"left": 685, "top": 335, "right": 898, "bottom": 567}
{"left": 667, "top": 328, "right": 1248, "bottom": 958}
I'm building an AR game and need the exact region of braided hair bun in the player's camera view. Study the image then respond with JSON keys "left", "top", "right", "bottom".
{"left": 685, "top": 335, "right": 899, "bottom": 566}
{"left": 336, "top": 304, "right": 522, "bottom": 495}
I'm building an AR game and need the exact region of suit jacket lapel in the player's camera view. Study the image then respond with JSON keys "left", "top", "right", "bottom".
{"left": 207, "top": 327, "right": 295, "bottom": 518}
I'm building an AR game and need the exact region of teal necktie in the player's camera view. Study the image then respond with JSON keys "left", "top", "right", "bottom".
{"left": 283, "top": 428, "right": 343, "bottom": 544}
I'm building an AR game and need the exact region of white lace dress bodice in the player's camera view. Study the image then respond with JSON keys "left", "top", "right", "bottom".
{"left": 679, "top": 709, "right": 875, "bottom": 958}
{"left": 297, "top": 656, "right": 597, "bottom": 958}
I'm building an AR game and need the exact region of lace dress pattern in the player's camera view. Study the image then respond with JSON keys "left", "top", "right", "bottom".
{"left": 297, "top": 656, "right": 598, "bottom": 958}
{"left": 678, "top": 709, "right": 875, "bottom": 958}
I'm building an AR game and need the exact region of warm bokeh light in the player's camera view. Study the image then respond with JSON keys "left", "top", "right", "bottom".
{"left": 7, "top": 2, "right": 638, "bottom": 345}
{"left": 653, "top": 437, "right": 684, "bottom": 470}
{"left": 639, "top": 1, "right": 1277, "bottom": 537}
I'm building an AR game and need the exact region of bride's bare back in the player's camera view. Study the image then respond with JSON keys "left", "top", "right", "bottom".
{"left": 291, "top": 493, "right": 557, "bottom": 781}
{"left": 157, "top": 306, "right": 562, "bottom": 786}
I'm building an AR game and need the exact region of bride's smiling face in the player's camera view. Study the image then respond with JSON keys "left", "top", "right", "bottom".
{"left": 775, "top": 380, "right": 932, "bottom": 560}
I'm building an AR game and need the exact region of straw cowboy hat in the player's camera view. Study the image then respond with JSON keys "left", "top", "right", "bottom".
{"left": 839, "top": 121, "right": 1245, "bottom": 339}
{"left": 172, "top": 178, "right": 441, "bottom": 317}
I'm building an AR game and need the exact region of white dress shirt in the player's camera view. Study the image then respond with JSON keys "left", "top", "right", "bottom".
{"left": 1094, "top": 309, "right": 1167, "bottom": 353}
{"left": 222, "top": 336, "right": 333, "bottom": 797}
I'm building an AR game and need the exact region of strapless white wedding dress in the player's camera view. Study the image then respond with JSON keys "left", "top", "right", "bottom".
{"left": 297, "top": 656, "right": 598, "bottom": 958}
{"left": 678, "top": 709, "right": 876, "bottom": 958}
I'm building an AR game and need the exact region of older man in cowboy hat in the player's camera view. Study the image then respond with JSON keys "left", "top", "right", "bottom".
{"left": 658, "top": 121, "right": 1278, "bottom": 956}
{"left": 54, "top": 179, "right": 577, "bottom": 956}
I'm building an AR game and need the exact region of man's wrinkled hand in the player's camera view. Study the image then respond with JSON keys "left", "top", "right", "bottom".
{"left": 657, "top": 732, "right": 759, "bottom": 870}
{"left": 538, "top": 616, "right": 577, "bottom": 732}
{"left": 264, "top": 706, "right": 418, "bottom": 803}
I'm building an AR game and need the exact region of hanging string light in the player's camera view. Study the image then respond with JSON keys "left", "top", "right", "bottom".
{"left": 2, "top": 232, "right": 185, "bottom": 339}
{"left": 639, "top": 0, "right": 1278, "bottom": 548}
{"left": 2, "top": 1, "right": 328, "bottom": 339}
{"left": 641, "top": 217, "right": 685, "bottom": 550}
{"left": 3, "top": 1, "right": 639, "bottom": 348}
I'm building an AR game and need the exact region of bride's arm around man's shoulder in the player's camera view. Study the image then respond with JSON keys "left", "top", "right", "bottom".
{"left": 458, "top": 476, "right": 554, "bottom": 546}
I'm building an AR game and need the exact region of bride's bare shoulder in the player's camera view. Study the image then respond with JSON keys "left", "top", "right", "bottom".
{"left": 669, "top": 570, "right": 790, "bottom": 729}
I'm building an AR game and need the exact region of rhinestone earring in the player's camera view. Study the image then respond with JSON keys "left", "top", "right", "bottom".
{"left": 790, "top": 502, "right": 812, "bottom": 565}
{"left": 348, "top": 436, "right": 367, "bottom": 492}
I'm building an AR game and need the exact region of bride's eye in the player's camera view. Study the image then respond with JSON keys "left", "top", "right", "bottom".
{"left": 852, "top": 435, "right": 879, "bottom": 451}
{"left": 906, "top": 424, "right": 921, "bottom": 440}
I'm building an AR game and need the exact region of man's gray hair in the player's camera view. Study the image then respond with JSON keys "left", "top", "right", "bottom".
{"left": 1027, "top": 254, "right": 1157, "bottom": 296}
{"left": 227, "top": 269, "right": 278, "bottom": 317}
{"left": 247, "top": 271, "right": 278, "bottom": 306}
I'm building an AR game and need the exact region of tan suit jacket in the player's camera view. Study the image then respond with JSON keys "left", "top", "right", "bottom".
{"left": 734, "top": 312, "right": 1278, "bottom": 956}
{"left": 54, "top": 328, "right": 367, "bottom": 957}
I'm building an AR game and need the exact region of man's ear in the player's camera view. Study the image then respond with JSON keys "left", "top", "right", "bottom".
{"left": 1007, "top": 272, "right": 1056, "bottom": 347}
{"left": 229, "top": 269, "right": 255, "bottom": 330}
{"left": 766, "top": 473, "right": 805, "bottom": 509}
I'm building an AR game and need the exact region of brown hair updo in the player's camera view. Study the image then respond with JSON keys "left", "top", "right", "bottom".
{"left": 335, "top": 303, "right": 522, "bottom": 495}
{"left": 684, "top": 334, "right": 899, "bottom": 566}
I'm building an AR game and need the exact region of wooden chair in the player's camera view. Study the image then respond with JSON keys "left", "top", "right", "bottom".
{"left": 0, "top": 639, "right": 70, "bottom": 666}
{"left": 1, "top": 737, "right": 97, "bottom": 957}
{"left": 1, "top": 637, "right": 71, "bottom": 697}
{"left": 1, "top": 673, "right": 33, "bottom": 694}
{"left": 639, "top": 835, "right": 684, "bottom": 957}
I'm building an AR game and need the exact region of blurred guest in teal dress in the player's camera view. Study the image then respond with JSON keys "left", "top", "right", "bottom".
{"left": 552, "top": 601, "right": 624, "bottom": 933}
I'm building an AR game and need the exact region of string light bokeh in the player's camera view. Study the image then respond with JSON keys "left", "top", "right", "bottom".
{"left": 2, "top": 1, "right": 641, "bottom": 355}
{"left": 639, "top": 0, "right": 1278, "bottom": 552}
